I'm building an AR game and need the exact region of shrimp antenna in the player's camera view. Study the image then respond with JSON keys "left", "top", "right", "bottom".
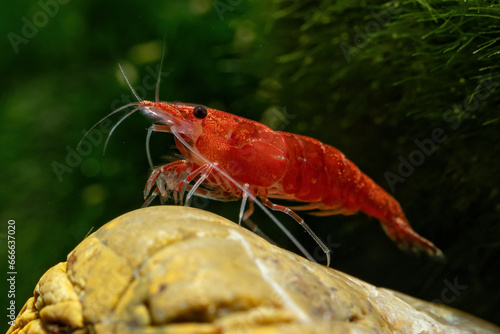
{"left": 155, "top": 40, "right": 166, "bottom": 104}
{"left": 78, "top": 102, "right": 139, "bottom": 152}
{"left": 119, "top": 63, "right": 142, "bottom": 102}
{"left": 103, "top": 107, "right": 142, "bottom": 153}
{"left": 146, "top": 40, "right": 168, "bottom": 169}
{"left": 79, "top": 63, "right": 144, "bottom": 153}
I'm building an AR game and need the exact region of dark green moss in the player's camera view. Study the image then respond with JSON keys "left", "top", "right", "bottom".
{"left": 261, "top": 0, "right": 500, "bottom": 324}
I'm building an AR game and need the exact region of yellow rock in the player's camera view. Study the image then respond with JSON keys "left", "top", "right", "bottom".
{"left": 7, "top": 206, "right": 500, "bottom": 334}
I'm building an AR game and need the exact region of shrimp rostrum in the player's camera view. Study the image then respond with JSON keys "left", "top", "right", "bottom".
{"left": 88, "top": 68, "right": 443, "bottom": 266}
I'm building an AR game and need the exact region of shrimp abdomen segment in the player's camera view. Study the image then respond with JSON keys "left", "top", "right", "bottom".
{"left": 279, "top": 132, "right": 398, "bottom": 219}
{"left": 279, "top": 132, "right": 331, "bottom": 203}
{"left": 278, "top": 132, "right": 442, "bottom": 256}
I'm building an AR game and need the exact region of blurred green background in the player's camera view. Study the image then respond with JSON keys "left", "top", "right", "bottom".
{"left": 1, "top": 0, "right": 500, "bottom": 331}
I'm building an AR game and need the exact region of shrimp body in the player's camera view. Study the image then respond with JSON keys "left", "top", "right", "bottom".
{"left": 138, "top": 100, "right": 442, "bottom": 257}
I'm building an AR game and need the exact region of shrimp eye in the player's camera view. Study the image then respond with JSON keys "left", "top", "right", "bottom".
{"left": 193, "top": 105, "right": 208, "bottom": 119}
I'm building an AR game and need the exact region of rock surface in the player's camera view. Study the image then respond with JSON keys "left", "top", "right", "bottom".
{"left": 7, "top": 206, "right": 500, "bottom": 334}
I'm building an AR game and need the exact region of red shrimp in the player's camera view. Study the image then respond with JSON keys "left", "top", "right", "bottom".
{"left": 85, "top": 64, "right": 443, "bottom": 266}
{"left": 137, "top": 101, "right": 443, "bottom": 260}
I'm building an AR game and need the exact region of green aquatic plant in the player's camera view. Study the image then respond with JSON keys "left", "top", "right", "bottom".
{"left": 263, "top": 0, "right": 500, "bottom": 324}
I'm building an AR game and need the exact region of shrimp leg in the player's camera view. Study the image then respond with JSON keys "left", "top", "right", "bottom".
{"left": 143, "top": 160, "right": 190, "bottom": 207}
{"left": 260, "top": 197, "right": 332, "bottom": 265}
